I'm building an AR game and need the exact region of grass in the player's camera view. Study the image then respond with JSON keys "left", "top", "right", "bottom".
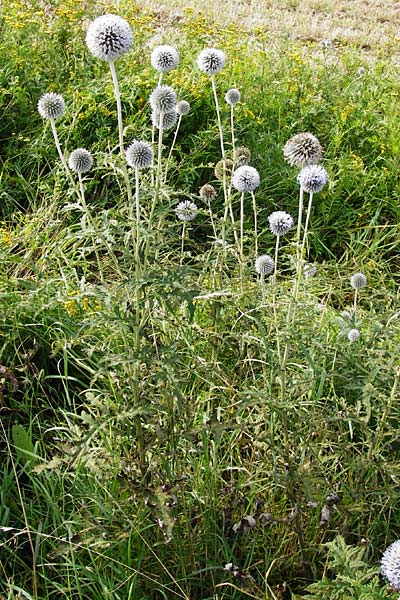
{"left": 1, "top": 0, "right": 400, "bottom": 599}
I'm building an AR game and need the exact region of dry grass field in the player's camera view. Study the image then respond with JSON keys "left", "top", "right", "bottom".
{"left": 136, "top": 0, "right": 400, "bottom": 54}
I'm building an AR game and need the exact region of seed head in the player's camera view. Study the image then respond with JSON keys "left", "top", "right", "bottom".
{"left": 283, "top": 132, "right": 323, "bottom": 167}
{"left": 37, "top": 93, "right": 65, "bottom": 120}
{"left": 255, "top": 254, "right": 275, "bottom": 276}
{"left": 350, "top": 272, "right": 367, "bottom": 290}
{"left": 347, "top": 329, "right": 360, "bottom": 342}
{"left": 176, "top": 100, "right": 190, "bottom": 116}
{"left": 68, "top": 148, "right": 93, "bottom": 173}
{"left": 225, "top": 88, "right": 241, "bottom": 106}
{"left": 176, "top": 200, "right": 198, "bottom": 222}
{"left": 86, "top": 14, "right": 133, "bottom": 62}
{"left": 215, "top": 159, "right": 234, "bottom": 180}
{"left": 126, "top": 140, "right": 153, "bottom": 169}
{"left": 199, "top": 184, "right": 217, "bottom": 201}
{"left": 151, "top": 45, "right": 179, "bottom": 73}
{"left": 150, "top": 85, "right": 177, "bottom": 113}
{"left": 151, "top": 110, "right": 177, "bottom": 130}
{"left": 268, "top": 211, "right": 294, "bottom": 236}
{"left": 197, "top": 48, "right": 226, "bottom": 75}
{"left": 297, "top": 165, "right": 329, "bottom": 193}
{"left": 234, "top": 146, "right": 251, "bottom": 167}
{"left": 381, "top": 540, "right": 400, "bottom": 589}
{"left": 232, "top": 166, "right": 260, "bottom": 192}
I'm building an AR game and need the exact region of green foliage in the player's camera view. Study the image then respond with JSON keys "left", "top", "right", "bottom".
{"left": 300, "top": 535, "right": 389, "bottom": 600}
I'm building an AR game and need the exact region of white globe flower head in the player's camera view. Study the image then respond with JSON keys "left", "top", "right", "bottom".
{"left": 150, "top": 85, "right": 177, "bottom": 113}
{"left": 381, "top": 540, "right": 400, "bottom": 589}
{"left": 68, "top": 148, "right": 93, "bottom": 173}
{"left": 86, "top": 14, "right": 133, "bottom": 62}
{"left": 176, "top": 200, "right": 198, "bottom": 222}
{"left": 225, "top": 88, "right": 241, "bottom": 106}
{"left": 255, "top": 254, "right": 274, "bottom": 276}
{"left": 176, "top": 100, "right": 190, "bottom": 116}
{"left": 297, "top": 164, "right": 329, "bottom": 193}
{"left": 350, "top": 272, "right": 367, "bottom": 290}
{"left": 37, "top": 93, "right": 65, "bottom": 120}
{"left": 126, "top": 140, "right": 153, "bottom": 169}
{"left": 268, "top": 211, "right": 294, "bottom": 236}
{"left": 232, "top": 166, "right": 260, "bottom": 192}
{"left": 283, "top": 132, "right": 323, "bottom": 167}
{"left": 197, "top": 48, "right": 226, "bottom": 75}
{"left": 347, "top": 329, "right": 360, "bottom": 342}
{"left": 151, "top": 110, "right": 177, "bottom": 130}
{"left": 151, "top": 45, "right": 179, "bottom": 72}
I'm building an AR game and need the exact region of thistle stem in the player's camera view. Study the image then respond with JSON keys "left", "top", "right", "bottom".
{"left": 164, "top": 115, "right": 182, "bottom": 180}
{"left": 353, "top": 289, "right": 358, "bottom": 316}
{"left": 251, "top": 191, "right": 258, "bottom": 257}
{"left": 273, "top": 234, "right": 280, "bottom": 285}
{"left": 300, "top": 191, "right": 314, "bottom": 261}
{"left": 230, "top": 105, "right": 236, "bottom": 162}
{"left": 296, "top": 186, "right": 304, "bottom": 274}
{"left": 135, "top": 167, "right": 141, "bottom": 272}
{"left": 50, "top": 119, "right": 75, "bottom": 189}
{"left": 180, "top": 222, "right": 186, "bottom": 265}
{"left": 240, "top": 191, "right": 245, "bottom": 262}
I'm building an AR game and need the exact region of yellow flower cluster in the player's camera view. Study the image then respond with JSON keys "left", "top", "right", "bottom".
{"left": 63, "top": 294, "right": 101, "bottom": 316}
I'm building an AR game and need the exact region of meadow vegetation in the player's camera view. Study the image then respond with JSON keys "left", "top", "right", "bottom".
{"left": 1, "top": 1, "right": 400, "bottom": 599}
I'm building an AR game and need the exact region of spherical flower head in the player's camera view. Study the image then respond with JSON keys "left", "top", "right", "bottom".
{"left": 126, "top": 140, "right": 153, "bottom": 169}
{"left": 199, "top": 183, "right": 217, "bottom": 201}
{"left": 151, "top": 110, "right": 177, "bottom": 130}
{"left": 232, "top": 166, "right": 260, "bottom": 192}
{"left": 347, "top": 329, "right": 360, "bottom": 342}
{"left": 234, "top": 146, "right": 251, "bottom": 167}
{"left": 86, "top": 14, "right": 133, "bottom": 62}
{"left": 176, "top": 100, "right": 190, "bottom": 116}
{"left": 68, "top": 148, "right": 93, "bottom": 173}
{"left": 225, "top": 88, "right": 241, "bottom": 106}
{"left": 268, "top": 211, "right": 294, "bottom": 236}
{"left": 350, "top": 272, "right": 367, "bottom": 290}
{"left": 255, "top": 254, "right": 274, "bottom": 276}
{"left": 37, "top": 93, "right": 65, "bottom": 120}
{"left": 151, "top": 45, "right": 179, "bottom": 73}
{"left": 297, "top": 164, "right": 329, "bottom": 193}
{"left": 381, "top": 540, "right": 400, "bottom": 589}
{"left": 176, "top": 200, "right": 198, "bottom": 222}
{"left": 150, "top": 85, "right": 177, "bottom": 113}
{"left": 215, "top": 159, "right": 233, "bottom": 180}
{"left": 197, "top": 48, "right": 226, "bottom": 75}
{"left": 304, "top": 263, "right": 317, "bottom": 278}
{"left": 283, "top": 132, "right": 323, "bottom": 167}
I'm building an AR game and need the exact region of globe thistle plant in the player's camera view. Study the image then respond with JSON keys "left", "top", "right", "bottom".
{"left": 37, "top": 93, "right": 65, "bottom": 120}
{"left": 200, "top": 184, "right": 217, "bottom": 201}
{"left": 381, "top": 540, "right": 400, "bottom": 589}
{"left": 150, "top": 85, "right": 177, "bottom": 113}
{"left": 347, "top": 329, "right": 360, "bottom": 342}
{"left": 234, "top": 146, "right": 251, "bottom": 167}
{"left": 255, "top": 255, "right": 275, "bottom": 282}
{"left": 232, "top": 166, "right": 260, "bottom": 192}
{"left": 176, "top": 100, "right": 190, "bottom": 116}
{"left": 86, "top": 14, "right": 132, "bottom": 62}
{"left": 176, "top": 200, "right": 198, "bottom": 222}
{"left": 283, "top": 132, "right": 323, "bottom": 168}
{"left": 86, "top": 15, "right": 133, "bottom": 208}
{"left": 151, "top": 45, "right": 179, "bottom": 74}
{"left": 125, "top": 141, "right": 153, "bottom": 271}
{"left": 151, "top": 109, "right": 178, "bottom": 130}
{"left": 197, "top": 48, "right": 226, "bottom": 75}
{"left": 225, "top": 88, "right": 241, "bottom": 106}
{"left": 350, "top": 272, "right": 367, "bottom": 315}
{"left": 68, "top": 148, "right": 93, "bottom": 174}
{"left": 37, "top": 93, "right": 75, "bottom": 185}
{"left": 297, "top": 164, "right": 329, "bottom": 194}
{"left": 268, "top": 211, "right": 294, "bottom": 283}
{"left": 232, "top": 166, "right": 260, "bottom": 259}
{"left": 215, "top": 159, "right": 234, "bottom": 180}
{"left": 126, "top": 140, "right": 153, "bottom": 170}
{"left": 176, "top": 201, "right": 198, "bottom": 262}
